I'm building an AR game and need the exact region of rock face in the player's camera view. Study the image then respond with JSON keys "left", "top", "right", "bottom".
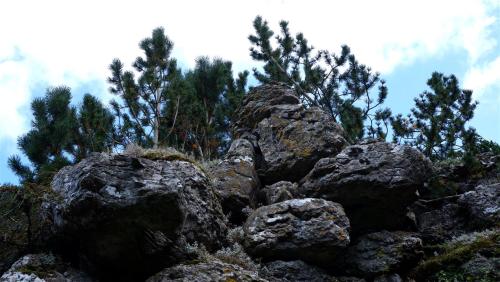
{"left": 260, "top": 260, "right": 337, "bottom": 282}
{"left": 47, "top": 153, "right": 227, "bottom": 281}
{"left": 233, "top": 83, "right": 347, "bottom": 184}
{"left": 1, "top": 253, "right": 93, "bottom": 282}
{"left": 339, "top": 231, "right": 423, "bottom": 278}
{"left": 210, "top": 139, "right": 261, "bottom": 224}
{"left": 146, "top": 259, "right": 265, "bottom": 282}
{"left": 243, "top": 198, "right": 350, "bottom": 265}
{"left": 300, "top": 141, "right": 432, "bottom": 233}
{"left": 259, "top": 181, "right": 296, "bottom": 205}
{"left": 458, "top": 183, "right": 499, "bottom": 229}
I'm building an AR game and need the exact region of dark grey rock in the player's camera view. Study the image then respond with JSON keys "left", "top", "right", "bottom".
{"left": 243, "top": 198, "right": 350, "bottom": 265}
{"left": 299, "top": 141, "right": 433, "bottom": 233}
{"left": 210, "top": 139, "right": 261, "bottom": 224}
{"left": 461, "top": 254, "right": 499, "bottom": 280}
{"left": 458, "top": 183, "right": 499, "bottom": 229}
{"left": 373, "top": 274, "right": 402, "bottom": 282}
{"left": 0, "top": 253, "right": 94, "bottom": 282}
{"left": 47, "top": 153, "right": 227, "bottom": 281}
{"left": 259, "top": 181, "right": 296, "bottom": 205}
{"left": 260, "top": 260, "right": 337, "bottom": 282}
{"left": 233, "top": 83, "right": 347, "bottom": 184}
{"left": 146, "top": 259, "right": 266, "bottom": 282}
{"left": 339, "top": 231, "right": 423, "bottom": 277}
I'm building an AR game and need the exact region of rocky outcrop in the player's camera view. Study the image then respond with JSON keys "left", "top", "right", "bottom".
{"left": 46, "top": 153, "right": 227, "bottom": 281}
{"left": 260, "top": 260, "right": 337, "bottom": 282}
{"left": 299, "top": 141, "right": 432, "bottom": 233}
{"left": 458, "top": 183, "right": 499, "bottom": 229}
{"left": 210, "top": 139, "right": 261, "bottom": 224}
{"left": 0, "top": 186, "right": 55, "bottom": 274}
{"left": 243, "top": 198, "right": 350, "bottom": 265}
{"left": 146, "top": 259, "right": 265, "bottom": 282}
{"left": 233, "top": 83, "right": 347, "bottom": 184}
{"left": 1, "top": 253, "right": 93, "bottom": 282}
{"left": 338, "top": 231, "right": 423, "bottom": 278}
{"left": 259, "top": 181, "right": 296, "bottom": 205}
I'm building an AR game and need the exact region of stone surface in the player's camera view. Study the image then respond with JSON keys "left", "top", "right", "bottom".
{"left": 0, "top": 253, "right": 93, "bottom": 282}
{"left": 260, "top": 260, "right": 337, "bottom": 282}
{"left": 145, "top": 259, "right": 265, "bottom": 282}
{"left": 299, "top": 141, "right": 432, "bottom": 233}
{"left": 0, "top": 186, "right": 55, "bottom": 274}
{"left": 458, "top": 183, "right": 499, "bottom": 229}
{"left": 461, "top": 254, "right": 499, "bottom": 280}
{"left": 243, "top": 198, "right": 350, "bottom": 265}
{"left": 373, "top": 274, "right": 402, "bottom": 282}
{"left": 233, "top": 83, "right": 347, "bottom": 184}
{"left": 46, "top": 153, "right": 227, "bottom": 281}
{"left": 338, "top": 231, "right": 423, "bottom": 278}
{"left": 210, "top": 139, "right": 260, "bottom": 224}
{"left": 259, "top": 181, "right": 296, "bottom": 205}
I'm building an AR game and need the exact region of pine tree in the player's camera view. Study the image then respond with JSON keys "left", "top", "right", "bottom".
{"left": 108, "top": 27, "right": 178, "bottom": 148}
{"left": 8, "top": 87, "right": 115, "bottom": 184}
{"left": 391, "top": 72, "right": 478, "bottom": 160}
{"left": 248, "top": 16, "right": 390, "bottom": 142}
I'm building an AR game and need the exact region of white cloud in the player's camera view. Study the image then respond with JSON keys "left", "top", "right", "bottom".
{"left": 464, "top": 56, "right": 500, "bottom": 100}
{"left": 0, "top": 0, "right": 498, "bottom": 142}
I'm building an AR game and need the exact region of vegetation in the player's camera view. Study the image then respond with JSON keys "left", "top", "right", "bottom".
{"left": 5, "top": 16, "right": 500, "bottom": 184}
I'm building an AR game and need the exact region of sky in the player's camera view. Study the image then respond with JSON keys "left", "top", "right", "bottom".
{"left": 0, "top": 0, "right": 499, "bottom": 184}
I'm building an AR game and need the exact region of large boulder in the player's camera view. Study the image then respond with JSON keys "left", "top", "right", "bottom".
{"left": 458, "top": 183, "right": 499, "bottom": 229}
{"left": 338, "top": 231, "right": 423, "bottom": 278}
{"left": 0, "top": 253, "right": 93, "bottom": 282}
{"left": 46, "top": 153, "right": 227, "bottom": 281}
{"left": 146, "top": 259, "right": 265, "bottom": 282}
{"left": 299, "top": 141, "right": 432, "bottom": 233}
{"left": 233, "top": 83, "right": 347, "bottom": 184}
{"left": 260, "top": 260, "right": 337, "bottom": 282}
{"left": 210, "top": 139, "right": 261, "bottom": 224}
{"left": 243, "top": 198, "right": 350, "bottom": 265}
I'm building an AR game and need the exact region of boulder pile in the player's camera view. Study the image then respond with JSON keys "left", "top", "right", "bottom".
{"left": 1, "top": 83, "right": 498, "bottom": 281}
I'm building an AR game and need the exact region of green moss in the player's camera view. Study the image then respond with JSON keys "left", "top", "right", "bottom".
{"left": 410, "top": 231, "right": 499, "bottom": 280}
{"left": 18, "top": 264, "right": 56, "bottom": 278}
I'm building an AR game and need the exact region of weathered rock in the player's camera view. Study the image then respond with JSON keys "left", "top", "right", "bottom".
{"left": 145, "top": 259, "right": 266, "bottom": 282}
{"left": 458, "top": 183, "right": 499, "bottom": 229}
{"left": 373, "top": 274, "right": 402, "bottom": 282}
{"left": 243, "top": 198, "right": 350, "bottom": 265}
{"left": 46, "top": 153, "right": 227, "bottom": 281}
{"left": 461, "top": 254, "right": 499, "bottom": 280}
{"left": 259, "top": 181, "right": 296, "bottom": 205}
{"left": 299, "top": 141, "right": 433, "bottom": 233}
{"left": 411, "top": 196, "right": 468, "bottom": 243}
{"left": 0, "top": 253, "right": 93, "bottom": 282}
{"left": 0, "top": 186, "right": 55, "bottom": 274}
{"left": 339, "top": 231, "right": 423, "bottom": 278}
{"left": 260, "top": 260, "right": 337, "bottom": 282}
{"left": 233, "top": 83, "right": 347, "bottom": 184}
{"left": 210, "top": 139, "right": 261, "bottom": 224}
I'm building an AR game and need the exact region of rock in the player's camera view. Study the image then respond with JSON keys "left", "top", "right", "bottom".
{"left": 0, "top": 186, "right": 55, "bottom": 274}
{"left": 339, "top": 231, "right": 423, "bottom": 278}
{"left": 259, "top": 181, "right": 296, "bottom": 205}
{"left": 461, "top": 254, "right": 499, "bottom": 280}
{"left": 46, "top": 153, "right": 227, "bottom": 281}
{"left": 233, "top": 83, "right": 347, "bottom": 184}
{"left": 0, "top": 253, "right": 93, "bottom": 282}
{"left": 211, "top": 139, "right": 260, "bottom": 221}
{"left": 411, "top": 196, "right": 468, "bottom": 244}
{"left": 210, "top": 139, "right": 261, "bottom": 224}
{"left": 373, "top": 274, "right": 402, "bottom": 282}
{"left": 145, "top": 259, "right": 266, "bottom": 282}
{"left": 458, "top": 183, "right": 499, "bottom": 229}
{"left": 243, "top": 198, "right": 350, "bottom": 265}
{"left": 260, "top": 260, "right": 337, "bottom": 282}
{"left": 299, "top": 141, "right": 433, "bottom": 233}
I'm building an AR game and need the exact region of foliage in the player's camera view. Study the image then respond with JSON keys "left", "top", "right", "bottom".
{"left": 8, "top": 87, "right": 114, "bottom": 184}
{"left": 391, "top": 72, "right": 478, "bottom": 160}
{"left": 248, "top": 16, "right": 391, "bottom": 142}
